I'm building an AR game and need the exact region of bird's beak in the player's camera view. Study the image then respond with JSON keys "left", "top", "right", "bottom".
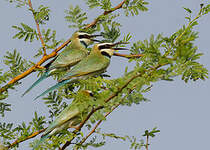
{"left": 113, "top": 47, "right": 129, "bottom": 51}
{"left": 112, "top": 42, "right": 129, "bottom": 46}
{"left": 111, "top": 42, "right": 129, "bottom": 50}
{"left": 90, "top": 34, "right": 102, "bottom": 37}
{"left": 91, "top": 39, "right": 101, "bottom": 43}
{"left": 89, "top": 34, "right": 102, "bottom": 43}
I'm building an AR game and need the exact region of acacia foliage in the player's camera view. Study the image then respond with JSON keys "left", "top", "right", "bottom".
{"left": 0, "top": 0, "right": 210, "bottom": 149}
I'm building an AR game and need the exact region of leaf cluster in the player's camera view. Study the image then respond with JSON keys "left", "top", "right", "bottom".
{"left": 12, "top": 23, "right": 38, "bottom": 42}
{"left": 0, "top": 50, "right": 31, "bottom": 116}
{"left": 6, "top": 0, "right": 27, "bottom": 8}
{"left": 123, "top": 0, "right": 149, "bottom": 16}
{"left": 65, "top": 5, "right": 88, "bottom": 29}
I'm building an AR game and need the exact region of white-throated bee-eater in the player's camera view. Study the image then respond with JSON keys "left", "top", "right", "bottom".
{"left": 33, "top": 90, "right": 94, "bottom": 150}
{"left": 22, "top": 31, "right": 101, "bottom": 97}
{"left": 34, "top": 42, "right": 128, "bottom": 100}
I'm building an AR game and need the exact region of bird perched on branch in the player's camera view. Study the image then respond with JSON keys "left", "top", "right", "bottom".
{"left": 22, "top": 31, "right": 101, "bottom": 97}
{"left": 34, "top": 42, "right": 128, "bottom": 100}
{"left": 33, "top": 90, "right": 95, "bottom": 150}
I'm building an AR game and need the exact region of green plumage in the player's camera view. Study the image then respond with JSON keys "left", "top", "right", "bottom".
{"left": 22, "top": 32, "right": 92, "bottom": 96}
{"left": 60, "top": 48, "right": 111, "bottom": 81}
{"left": 47, "top": 36, "right": 89, "bottom": 71}
{"left": 34, "top": 43, "right": 113, "bottom": 99}
{"left": 33, "top": 91, "right": 93, "bottom": 149}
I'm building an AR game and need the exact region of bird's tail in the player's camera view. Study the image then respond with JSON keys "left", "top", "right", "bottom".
{"left": 22, "top": 72, "right": 49, "bottom": 97}
{"left": 34, "top": 80, "right": 70, "bottom": 100}
{"left": 32, "top": 134, "right": 49, "bottom": 150}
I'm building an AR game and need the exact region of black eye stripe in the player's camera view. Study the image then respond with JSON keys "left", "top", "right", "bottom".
{"left": 101, "top": 51, "right": 111, "bottom": 58}
{"left": 80, "top": 41, "right": 88, "bottom": 48}
{"left": 78, "top": 34, "right": 89, "bottom": 39}
{"left": 99, "top": 45, "right": 111, "bottom": 50}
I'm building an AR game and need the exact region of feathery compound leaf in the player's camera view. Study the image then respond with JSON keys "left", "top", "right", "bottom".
{"left": 12, "top": 23, "right": 38, "bottom": 42}
{"left": 6, "top": 0, "right": 27, "bottom": 7}
{"left": 65, "top": 5, "right": 88, "bottom": 29}
{"left": 0, "top": 102, "right": 11, "bottom": 117}
{"left": 3, "top": 49, "right": 31, "bottom": 77}
{"left": 86, "top": 0, "right": 112, "bottom": 10}
{"left": 123, "top": 0, "right": 149, "bottom": 16}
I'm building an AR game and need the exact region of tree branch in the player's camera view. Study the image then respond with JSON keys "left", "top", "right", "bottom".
{"left": 84, "top": 0, "right": 126, "bottom": 29}
{"left": 28, "top": 0, "right": 47, "bottom": 56}
{"left": 7, "top": 128, "right": 46, "bottom": 149}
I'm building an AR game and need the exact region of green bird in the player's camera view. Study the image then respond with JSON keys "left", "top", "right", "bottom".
{"left": 22, "top": 31, "right": 101, "bottom": 96}
{"left": 33, "top": 90, "right": 94, "bottom": 150}
{"left": 34, "top": 42, "right": 128, "bottom": 100}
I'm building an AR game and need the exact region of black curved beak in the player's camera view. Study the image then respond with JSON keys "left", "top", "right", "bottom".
{"left": 112, "top": 42, "right": 129, "bottom": 46}
{"left": 91, "top": 39, "right": 101, "bottom": 43}
{"left": 89, "top": 34, "right": 102, "bottom": 43}
{"left": 90, "top": 34, "right": 102, "bottom": 37}
{"left": 111, "top": 42, "right": 129, "bottom": 50}
{"left": 113, "top": 47, "right": 129, "bottom": 51}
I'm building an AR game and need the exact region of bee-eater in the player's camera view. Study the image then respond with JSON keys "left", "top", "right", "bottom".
{"left": 34, "top": 42, "right": 128, "bottom": 100}
{"left": 33, "top": 90, "right": 94, "bottom": 150}
{"left": 22, "top": 32, "right": 101, "bottom": 97}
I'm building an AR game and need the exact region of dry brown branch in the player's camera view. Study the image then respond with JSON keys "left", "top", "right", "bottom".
{"left": 7, "top": 128, "right": 46, "bottom": 149}
{"left": 28, "top": 0, "right": 47, "bottom": 56}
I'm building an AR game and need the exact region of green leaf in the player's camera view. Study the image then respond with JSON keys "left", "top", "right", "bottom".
{"left": 183, "top": 7, "right": 192, "bottom": 13}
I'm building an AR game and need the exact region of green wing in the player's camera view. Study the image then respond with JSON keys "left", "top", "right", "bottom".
{"left": 49, "top": 46, "right": 88, "bottom": 70}
{"left": 60, "top": 53, "right": 110, "bottom": 81}
{"left": 44, "top": 105, "right": 80, "bottom": 134}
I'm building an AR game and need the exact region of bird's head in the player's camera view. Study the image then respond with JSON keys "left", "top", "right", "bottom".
{"left": 72, "top": 32, "right": 101, "bottom": 48}
{"left": 93, "top": 42, "right": 129, "bottom": 58}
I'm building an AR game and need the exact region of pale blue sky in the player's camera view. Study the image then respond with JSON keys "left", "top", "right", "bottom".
{"left": 0, "top": 0, "right": 210, "bottom": 150}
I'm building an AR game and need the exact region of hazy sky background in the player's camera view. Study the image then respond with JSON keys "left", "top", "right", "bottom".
{"left": 0, "top": 0, "right": 210, "bottom": 150}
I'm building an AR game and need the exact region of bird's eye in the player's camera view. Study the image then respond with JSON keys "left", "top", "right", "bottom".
{"left": 89, "top": 92, "right": 94, "bottom": 97}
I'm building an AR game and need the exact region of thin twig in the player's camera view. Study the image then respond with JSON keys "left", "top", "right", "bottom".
{"left": 7, "top": 128, "right": 46, "bottom": 149}
{"left": 79, "top": 104, "right": 120, "bottom": 145}
{"left": 174, "top": 5, "right": 203, "bottom": 45}
{"left": 28, "top": 0, "right": 47, "bottom": 56}
{"left": 146, "top": 134, "right": 149, "bottom": 150}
